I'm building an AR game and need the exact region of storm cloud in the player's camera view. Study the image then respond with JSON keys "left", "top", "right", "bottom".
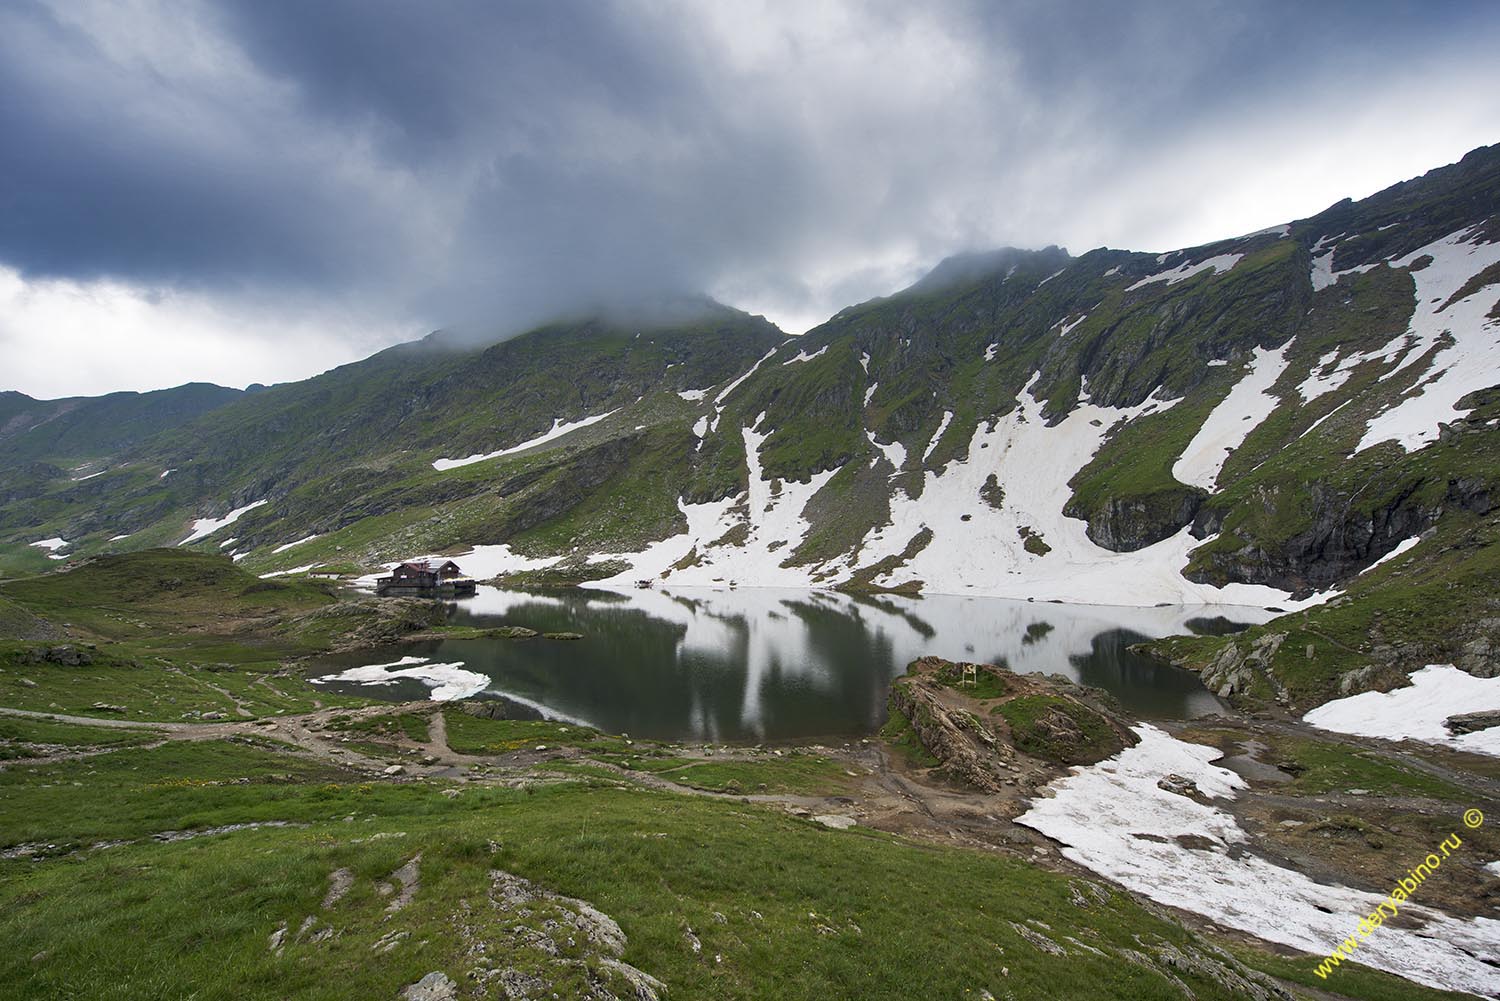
{"left": 2, "top": 0, "right": 1499, "bottom": 395}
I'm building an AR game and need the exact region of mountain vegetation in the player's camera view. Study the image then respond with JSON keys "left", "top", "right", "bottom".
{"left": 3, "top": 145, "right": 1500, "bottom": 712}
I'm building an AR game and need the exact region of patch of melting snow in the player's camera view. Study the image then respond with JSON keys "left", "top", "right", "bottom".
{"left": 866, "top": 430, "right": 906, "bottom": 473}
{"left": 71, "top": 469, "right": 107, "bottom": 481}
{"left": 676, "top": 388, "right": 709, "bottom": 401}
{"left": 781, "top": 345, "right": 827, "bottom": 366}
{"left": 1017, "top": 724, "right": 1500, "bottom": 996}
{"left": 715, "top": 346, "right": 779, "bottom": 406}
{"left": 858, "top": 351, "right": 870, "bottom": 373}
{"left": 109, "top": 533, "right": 131, "bottom": 542}
{"left": 272, "top": 534, "right": 321, "bottom": 554}
{"left": 1297, "top": 348, "right": 1354, "bottom": 402}
{"left": 259, "top": 563, "right": 316, "bottom": 579}
{"left": 30, "top": 537, "right": 68, "bottom": 555}
{"left": 1056, "top": 312, "right": 1089, "bottom": 337}
{"left": 179, "top": 500, "right": 268, "bottom": 545}
{"left": 1037, "top": 268, "right": 1066, "bottom": 287}
{"left": 863, "top": 381, "right": 878, "bottom": 407}
{"left": 159, "top": 469, "right": 174, "bottom": 479}
{"left": 983, "top": 343, "right": 998, "bottom": 361}
{"left": 1355, "top": 229, "right": 1500, "bottom": 453}
{"left": 313, "top": 657, "right": 488, "bottom": 701}
{"left": 921, "top": 411, "right": 953, "bottom": 463}
{"left": 1172, "top": 342, "right": 1293, "bottom": 491}
{"left": 1304, "top": 664, "right": 1500, "bottom": 757}
{"left": 432, "top": 410, "right": 619, "bottom": 470}
{"left": 1127, "top": 253, "right": 1243, "bottom": 291}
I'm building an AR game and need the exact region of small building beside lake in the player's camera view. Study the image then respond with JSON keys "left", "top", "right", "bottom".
{"left": 374, "top": 559, "right": 476, "bottom": 598}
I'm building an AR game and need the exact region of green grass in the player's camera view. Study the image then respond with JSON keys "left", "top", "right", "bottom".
{"left": 0, "top": 716, "right": 159, "bottom": 758}
{"left": 0, "top": 735, "right": 1335, "bottom": 1001}
{"left": 1271, "top": 735, "right": 1475, "bottom": 801}
{"left": 1226, "top": 942, "right": 1475, "bottom": 1001}
{"left": 440, "top": 712, "right": 629, "bottom": 756}
{"left": 995, "top": 694, "right": 1125, "bottom": 766}
{"left": 328, "top": 711, "right": 431, "bottom": 745}
{"left": 932, "top": 661, "right": 1012, "bottom": 701}
{"left": 656, "top": 754, "right": 857, "bottom": 796}
{"left": 878, "top": 700, "right": 940, "bottom": 769}
{"left": 0, "top": 647, "right": 356, "bottom": 722}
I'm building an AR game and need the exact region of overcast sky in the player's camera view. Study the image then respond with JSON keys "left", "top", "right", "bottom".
{"left": 2, "top": 0, "right": 1499, "bottom": 397}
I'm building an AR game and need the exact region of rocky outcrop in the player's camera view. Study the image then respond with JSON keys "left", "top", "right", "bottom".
{"left": 1071, "top": 486, "right": 1205, "bottom": 552}
{"left": 1445, "top": 710, "right": 1500, "bottom": 735}
{"left": 292, "top": 597, "right": 447, "bottom": 651}
{"left": 1189, "top": 476, "right": 1492, "bottom": 596}
{"left": 890, "top": 664, "right": 1015, "bottom": 792}
{"left": 888, "top": 656, "right": 1137, "bottom": 788}
{"left": 1200, "top": 633, "right": 1288, "bottom": 701}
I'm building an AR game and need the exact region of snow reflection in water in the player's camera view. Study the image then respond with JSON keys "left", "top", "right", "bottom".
{"left": 312, "top": 585, "right": 1266, "bottom": 742}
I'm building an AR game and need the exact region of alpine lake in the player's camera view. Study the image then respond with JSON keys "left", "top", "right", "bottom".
{"left": 308, "top": 585, "right": 1266, "bottom": 742}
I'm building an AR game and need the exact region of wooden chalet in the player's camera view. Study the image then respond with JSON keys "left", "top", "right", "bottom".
{"left": 374, "top": 558, "right": 477, "bottom": 598}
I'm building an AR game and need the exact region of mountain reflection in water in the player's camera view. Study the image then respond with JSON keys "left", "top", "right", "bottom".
{"left": 313, "top": 585, "right": 1270, "bottom": 742}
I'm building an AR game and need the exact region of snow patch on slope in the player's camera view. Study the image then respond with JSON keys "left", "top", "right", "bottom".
{"left": 587, "top": 418, "right": 842, "bottom": 589}
{"left": 433, "top": 410, "right": 619, "bottom": 470}
{"left": 272, "top": 534, "right": 320, "bottom": 554}
{"left": 1355, "top": 229, "right": 1500, "bottom": 453}
{"left": 1173, "top": 342, "right": 1293, "bottom": 491}
{"left": 781, "top": 345, "right": 827, "bottom": 366}
{"left": 1016, "top": 725, "right": 1500, "bottom": 996}
{"left": 921, "top": 411, "right": 953, "bottom": 463}
{"left": 30, "top": 537, "right": 69, "bottom": 560}
{"left": 1127, "top": 253, "right": 1242, "bottom": 291}
{"left": 1304, "top": 664, "right": 1500, "bottom": 757}
{"left": 866, "top": 431, "right": 906, "bottom": 472}
{"left": 180, "top": 500, "right": 268, "bottom": 545}
{"left": 841, "top": 377, "right": 1301, "bottom": 606}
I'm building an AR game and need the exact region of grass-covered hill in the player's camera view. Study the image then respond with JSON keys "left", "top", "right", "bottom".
{"left": 4, "top": 145, "right": 1500, "bottom": 711}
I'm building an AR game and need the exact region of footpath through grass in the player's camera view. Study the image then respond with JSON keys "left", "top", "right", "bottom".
{"left": 0, "top": 734, "right": 1470, "bottom": 1001}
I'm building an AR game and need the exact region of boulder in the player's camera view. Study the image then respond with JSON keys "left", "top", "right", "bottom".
{"left": 399, "top": 972, "right": 458, "bottom": 1001}
{"left": 1445, "top": 710, "right": 1500, "bottom": 735}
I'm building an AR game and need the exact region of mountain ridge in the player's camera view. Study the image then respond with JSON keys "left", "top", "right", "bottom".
{"left": 3, "top": 142, "right": 1499, "bottom": 709}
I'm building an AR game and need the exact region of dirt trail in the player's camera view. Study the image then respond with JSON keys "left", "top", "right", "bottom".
{"left": 164, "top": 664, "right": 255, "bottom": 717}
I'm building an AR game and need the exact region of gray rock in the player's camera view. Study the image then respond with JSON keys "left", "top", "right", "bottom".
{"left": 1446, "top": 709, "right": 1500, "bottom": 735}
{"left": 399, "top": 971, "right": 458, "bottom": 1001}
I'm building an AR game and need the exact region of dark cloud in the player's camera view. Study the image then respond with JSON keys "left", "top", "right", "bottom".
{"left": 1, "top": 0, "right": 1498, "bottom": 392}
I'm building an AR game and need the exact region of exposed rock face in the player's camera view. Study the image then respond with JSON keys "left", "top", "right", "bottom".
{"left": 1189, "top": 478, "right": 1491, "bottom": 596}
{"left": 1071, "top": 487, "right": 1205, "bottom": 552}
{"left": 18, "top": 643, "right": 93, "bottom": 666}
{"left": 294, "top": 597, "right": 447, "bottom": 651}
{"left": 1445, "top": 710, "right": 1500, "bottom": 735}
{"left": 1201, "top": 633, "right": 1288, "bottom": 700}
{"left": 458, "top": 868, "right": 666, "bottom": 1001}
{"left": 888, "top": 656, "right": 1137, "bottom": 790}
{"left": 889, "top": 663, "right": 1015, "bottom": 792}
{"left": 400, "top": 972, "right": 458, "bottom": 1001}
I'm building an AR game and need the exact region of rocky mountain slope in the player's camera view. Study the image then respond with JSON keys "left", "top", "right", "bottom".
{"left": 4, "top": 144, "right": 1499, "bottom": 708}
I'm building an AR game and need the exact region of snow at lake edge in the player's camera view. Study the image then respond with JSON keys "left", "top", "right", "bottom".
{"left": 1303, "top": 664, "right": 1500, "bottom": 756}
{"left": 310, "top": 656, "right": 489, "bottom": 701}
{"left": 1016, "top": 724, "right": 1500, "bottom": 996}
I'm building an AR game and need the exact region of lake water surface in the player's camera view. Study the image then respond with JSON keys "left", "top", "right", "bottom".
{"left": 312, "top": 585, "right": 1259, "bottom": 742}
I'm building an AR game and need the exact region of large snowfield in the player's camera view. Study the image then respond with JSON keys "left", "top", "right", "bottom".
{"left": 1017, "top": 725, "right": 1500, "bottom": 996}
{"left": 289, "top": 222, "right": 1500, "bottom": 618}
{"left": 1303, "top": 664, "right": 1500, "bottom": 757}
